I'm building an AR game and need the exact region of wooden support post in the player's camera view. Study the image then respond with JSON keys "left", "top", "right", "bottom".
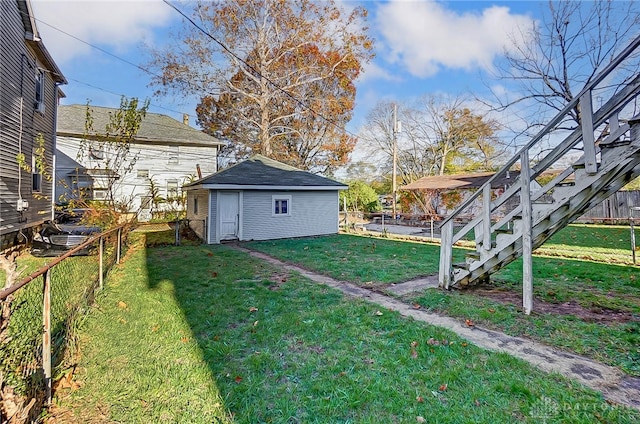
{"left": 482, "top": 184, "right": 491, "bottom": 249}
{"left": 439, "top": 220, "right": 454, "bottom": 289}
{"left": 42, "top": 269, "right": 52, "bottom": 405}
{"left": 521, "top": 150, "right": 533, "bottom": 315}
{"left": 631, "top": 215, "right": 637, "bottom": 266}
{"left": 175, "top": 220, "right": 181, "bottom": 246}
{"left": 99, "top": 236, "right": 104, "bottom": 291}
{"left": 580, "top": 91, "right": 598, "bottom": 174}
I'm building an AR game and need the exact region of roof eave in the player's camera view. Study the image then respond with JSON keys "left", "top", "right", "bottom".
{"left": 197, "top": 184, "right": 347, "bottom": 191}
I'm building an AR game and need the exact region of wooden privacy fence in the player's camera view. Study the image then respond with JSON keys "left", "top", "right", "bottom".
{"left": 0, "top": 225, "right": 128, "bottom": 424}
{"left": 577, "top": 190, "right": 640, "bottom": 223}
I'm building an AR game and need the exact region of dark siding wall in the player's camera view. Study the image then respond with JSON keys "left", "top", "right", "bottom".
{"left": 0, "top": 0, "right": 58, "bottom": 238}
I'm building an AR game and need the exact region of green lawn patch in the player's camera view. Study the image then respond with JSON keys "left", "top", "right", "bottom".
{"left": 245, "top": 234, "right": 466, "bottom": 286}
{"left": 55, "top": 233, "right": 640, "bottom": 423}
{"left": 244, "top": 226, "right": 640, "bottom": 378}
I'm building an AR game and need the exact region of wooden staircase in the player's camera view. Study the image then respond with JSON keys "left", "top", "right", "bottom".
{"left": 438, "top": 35, "right": 640, "bottom": 313}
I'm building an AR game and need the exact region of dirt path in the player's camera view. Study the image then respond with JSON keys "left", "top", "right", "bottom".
{"left": 238, "top": 247, "right": 640, "bottom": 411}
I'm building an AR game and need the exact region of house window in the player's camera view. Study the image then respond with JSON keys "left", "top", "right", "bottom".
{"left": 168, "top": 146, "right": 179, "bottom": 164}
{"left": 35, "top": 69, "right": 45, "bottom": 113}
{"left": 193, "top": 197, "right": 198, "bottom": 215}
{"left": 137, "top": 169, "right": 149, "bottom": 178}
{"left": 32, "top": 156, "right": 41, "bottom": 192}
{"left": 272, "top": 195, "right": 291, "bottom": 217}
{"left": 93, "top": 189, "right": 108, "bottom": 201}
{"left": 167, "top": 179, "right": 179, "bottom": 198}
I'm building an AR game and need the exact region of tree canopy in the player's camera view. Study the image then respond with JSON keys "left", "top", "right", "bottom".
{"left": 150, "top": 0, "right": 373, "bottom": 173}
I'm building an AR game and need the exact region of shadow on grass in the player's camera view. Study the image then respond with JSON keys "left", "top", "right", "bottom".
{"left": 140, "top": 232, "right": 640, "bottom": 423}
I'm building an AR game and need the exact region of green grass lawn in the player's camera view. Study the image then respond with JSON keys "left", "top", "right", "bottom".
{"left": 246, "top": 225, "right": 640, "bottom": 378}
{"left": 53, "top": 232, "right": 640, "bottom": 423}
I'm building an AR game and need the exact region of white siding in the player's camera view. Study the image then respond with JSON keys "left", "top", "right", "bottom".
{"left": 56, "top": 137, "right": 217, "bottom": 211}
{"left": 240, "top": 190, "right": 339, "bottom": 242}
{"left": 186, "top": 189, "right": 209, "bottom": 241}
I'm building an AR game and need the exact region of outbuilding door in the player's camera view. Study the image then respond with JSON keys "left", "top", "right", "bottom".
{"left": 219, "top": 192, "right": 240, "bottom": 240}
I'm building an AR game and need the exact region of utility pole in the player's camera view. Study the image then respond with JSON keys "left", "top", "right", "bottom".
{"left": 392, "top": 103, "right": 399, "bottom": 220}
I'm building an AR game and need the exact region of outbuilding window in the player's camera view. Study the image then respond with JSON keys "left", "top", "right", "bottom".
{"left": 272, "top": 195, "right": 291, "bottom": 217}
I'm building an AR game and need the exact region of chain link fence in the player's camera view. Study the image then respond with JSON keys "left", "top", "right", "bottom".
{"left": 0, "top": 225, "right": 128, "bottom": 423}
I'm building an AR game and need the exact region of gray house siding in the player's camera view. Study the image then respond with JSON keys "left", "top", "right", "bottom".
{"left": 241, "top": 190, "right": 339, "bottom": 242}
{"left": 0, "top": 0, "right": 64, "bottom": 248}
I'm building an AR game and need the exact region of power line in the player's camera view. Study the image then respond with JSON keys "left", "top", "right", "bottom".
{"left": 23, "top": 11, "right": 208, "bottom": 118}
{"left": 64, "top": 77, "right": 191, "bottom": 118}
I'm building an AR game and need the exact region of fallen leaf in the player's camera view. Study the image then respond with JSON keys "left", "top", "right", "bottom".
{"left": 253, "top": 320, "right": 259, "bottom": 326}
{"left": 416, "top": 396, "right": 424, "bottom": 403}
{"left": 412, "top": 303, "right": 421, "bottom": 309}
{"left": 439, "top": 383, "right": 448, "bottom": 392}
{"left": 462, "top": 342, "right": 468, "bottom": 347}
{"left": 427, "top": 338, "right": 440, "bottom": 346}
{"left": 475, "top": 399, "right": 481, "bottom": 407}
{"left": 249, "top": 307, "right": 258, "bottom": 312}
{"left": 410, "top": 341, "right": 418, "bottom": 348}
{"left": 411, "top": 349, "right": 418, "bottom": 359}
{"left": 374, "top": 310, "right": 383, "bottom": 316}
{"left": 211, "top": 271, "right": 218, "bottom": 278}
{"left": 465, "top": 319, "right": 474, "bottom": 327}
{"left": 416, "top": 416, "right": 426, "bottom": 423}
{"left": 151, "top": 325, "right": 160, "bottom": 332}
{"left": 234, "top": 376, "right": 243, "bottom": 383}
{"left": 118, "top": 301, "right": 127, "bottom": 309}
{"left": 207, "top": 252, "right": 213, "bottom": 257}
{"left": 488, "top": 308, "right": 496, "bottom": 313}
{"left": 181, "top": 336, "right": 189, "bottom": 343}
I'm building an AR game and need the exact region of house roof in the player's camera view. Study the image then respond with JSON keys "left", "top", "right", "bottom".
{"left": 57, "top": 104, "right": 224, "bottom": 147}
{"left": 402, "top": 171, "right": 520, "bottom": 191}
{"left": 185, "top": 154, "right": 347, "bottom": 191}
{"left": 19, "top": 0, "right": 66, "bottom": 84}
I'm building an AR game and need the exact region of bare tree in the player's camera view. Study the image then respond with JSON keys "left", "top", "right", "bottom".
{"left": 493, "top": 0, "right": 640, "bottom": 130}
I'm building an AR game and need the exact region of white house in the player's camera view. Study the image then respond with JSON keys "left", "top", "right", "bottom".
{"left": 184, "top": 155, "right": 347, "bottom": 243}
{"left": 55, "top": 104, "right": 224, "bottom": 219}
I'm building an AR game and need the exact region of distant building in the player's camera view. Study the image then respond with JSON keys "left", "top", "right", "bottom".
{"left": 184, "top": 155, "right": 347, "bottom": 243}
{"left": 402, "top": 171, "right": 521, "bottom": 217}
{"left": 55, "top": 105, "right": 224, "bottom": 219}
{"left": 0, "top": 0, "right": 66, "bottom": 249}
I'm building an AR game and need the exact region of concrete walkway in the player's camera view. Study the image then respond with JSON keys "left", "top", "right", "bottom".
{"left": 237, "top": 247, "right": 640, "bottom": 411}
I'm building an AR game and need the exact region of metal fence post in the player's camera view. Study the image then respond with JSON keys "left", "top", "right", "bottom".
{"left": 203, "top": 219, "right": 208, "bottom": 244}
{"left": 99, "top": 236, "right": 104, "bottom": 290}
{"left": 42, "top": 269, "right": 52, "bottom": 405}
{"left": 117, "top": 227, "right": 122, "bottom": 264}
{"left": 175, "top": 219, "right": 181, "bottom": 246}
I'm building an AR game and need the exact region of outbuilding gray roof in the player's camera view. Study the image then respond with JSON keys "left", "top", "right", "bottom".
{"left": 185, "top": 154, "right": 347, "bottom": 190}
{"left": 57, "top": 104, "right": 223, "bottom": 147}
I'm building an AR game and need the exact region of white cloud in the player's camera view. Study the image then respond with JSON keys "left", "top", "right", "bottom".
{"left": 375, "top": 0, "right": 533, "bottom": 78}
{"left": 30, "top": 0, "right": 174, "bottom": 64}
{"left": 358, "top": 61, "right": 401, "bottom": 84}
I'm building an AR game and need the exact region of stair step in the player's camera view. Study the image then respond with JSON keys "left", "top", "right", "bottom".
{"left": 572, "top": 161, "right": 600, "bottom": 170}
{"left": 556, "top": 181, "right": 575, "bottom": 187}
{"left": 495, "top": 228, "right": 513, "bottom": 234}
{"left": 452, "top": 262, "right": 469, "bottom": 270}
{"left": 600, "top": 138, "right": 631, "bottom": 148}
{"left": 465, "top": 252, "right": 480, "bottom": 264}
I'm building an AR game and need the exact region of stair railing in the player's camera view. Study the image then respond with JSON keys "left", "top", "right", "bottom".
{"left": 439, "top": 34, "right": 640, "bottom": 290}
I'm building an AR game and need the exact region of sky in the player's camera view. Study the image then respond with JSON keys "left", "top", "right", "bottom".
{"left": 29, "top": 0, "right": 544, "bottom": 159}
